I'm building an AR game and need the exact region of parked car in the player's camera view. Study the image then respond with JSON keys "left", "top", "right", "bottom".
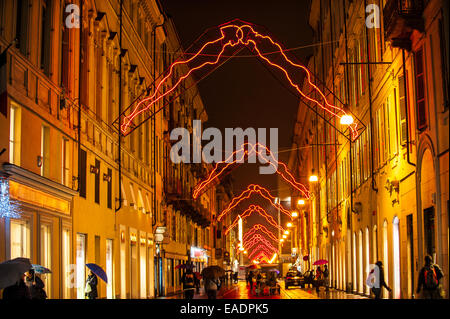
{"left": 285, "top": 270, "right": 305, "bottom": 289}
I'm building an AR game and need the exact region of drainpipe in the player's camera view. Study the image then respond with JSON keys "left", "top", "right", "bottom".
{"left": 402, "top": 49, "right": 416, "bottom": 167}
{"left": 152, "top": 17, "right": 165, "bottom": 227}
{"left": 76, "top": 0, "right": 83, "bottom": 193}
{"left": 115, "top": 0, "right": 123, "bottom": 213}
{"left": 343, "top": 0, "right": 354, "bottom": 293}
{"left": 364, "top": 0, "right": 379, "bottom": 193}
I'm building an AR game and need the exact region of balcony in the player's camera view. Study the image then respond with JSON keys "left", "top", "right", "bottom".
{"left": 383, "top": 0, "right": 425, "bottom": 50}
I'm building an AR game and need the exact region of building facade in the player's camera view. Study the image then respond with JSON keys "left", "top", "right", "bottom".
{"left": 0, "top": 0, "right": 221, "bottom": 299}
{"left": 288, "top": 0, "right": 448, "bottom": 298}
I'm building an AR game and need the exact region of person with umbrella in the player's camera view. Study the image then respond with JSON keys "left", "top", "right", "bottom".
{"left": 2, "top": 273, "right": 31, "bottom": 300}
{"left": 204, "top": 276, "right": 220, "bottom": 299}
{"left": 85, "top": 269, "right": 98, "bottom": 299}
{"left": 0, "top": 257, "right": 32, "bottom": 300}
{"left": 181, "top": 269, "right": 196, "bottom": 299}
{"left": 371, "top": 261, "right": 391, "bottom": 299}
{"left": 25, "top": 268, "right": 46, "bottom": 299}
{"left": 323, "top": 264, "right": 329, "bottom": 291}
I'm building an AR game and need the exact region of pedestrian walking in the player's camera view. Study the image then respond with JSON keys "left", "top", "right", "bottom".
{"left": 2, "top": 274, "right": 31, "bottom": 300}
{"left": 255, "top": 272, "right": 262, "bottom": 295}
{"left": 233, "top": 272, "right": 238, "bottom": 284}
{"left": 370, "top": 261, "right": 391, "bottom": 299}
{"left": 315, "top": 266, "right": 323, "bottom": 292}
{"left": 85, "top": 270, "right": 98, "bottom": 299}
{"left": 25, "top": 268, "right": 47, "bottom": 299}
{"left": 181, "top": 270, "right": 196, "bottom": 299}
{"left": 416, "top": 255, "right": 444, "bottom": 299}
{"left": 205, "top": 277, "right": 220, "bottom": 299}
{"left": 248, "top": 271, "right": 254, "bottom": 292}
{"left": 323, "top": 265, "right": 330, "bottom": 291}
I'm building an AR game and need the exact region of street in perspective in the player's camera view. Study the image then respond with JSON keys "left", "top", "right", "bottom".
{"left": 0, "top": 0, "right": 449, "bottom": 305}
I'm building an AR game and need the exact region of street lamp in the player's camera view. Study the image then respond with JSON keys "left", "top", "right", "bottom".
{"left": 297, "top": 199, "right": 305, "bottom": 206}
{"left": 282, "top": 234, "right": 287, "bottom": 239}
{"left": 286, "top": 222, "right": 293, "bottom": 228}
{"left": 284, "top": 230, "right": 289, "bottom": 235}
{"left": 280, "top": 238, "right": 284, "bottom": 242}
{"left": 340, "top": 114, "right": 354, "bottom": 125}
{"left": 291, "top": 211, "right": 298, "bottom": 218}
{"left": 309, "top": 169, "right": 318, "bottom": 182}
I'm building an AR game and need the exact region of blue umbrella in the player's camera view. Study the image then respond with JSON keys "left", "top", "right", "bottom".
{"left": 32, "top": 264, "right": 52, "bottom": 274}
{"left": 86, "top": 263, "right": 108, "bottom": 284}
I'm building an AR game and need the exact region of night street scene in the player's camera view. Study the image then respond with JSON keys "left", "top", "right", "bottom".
{"left": 0, "top": 0, "right": 449, "bottom": 313}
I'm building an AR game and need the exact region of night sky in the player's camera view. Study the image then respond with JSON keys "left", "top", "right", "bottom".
{"left": 160, "top": 0, "right": 313, "bottom": 231}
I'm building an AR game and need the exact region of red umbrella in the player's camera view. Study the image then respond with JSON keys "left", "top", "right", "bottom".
{"left": 313, "top": 259, "right": 328, "bottom": 266}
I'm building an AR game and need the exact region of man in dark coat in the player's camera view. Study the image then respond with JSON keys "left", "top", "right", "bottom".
{"left": 85, "top": 270, "right": 98, "bottom": 299}
{"left": 371, "top": 261, "right": 391, "bottom": 299}
{"left": 417, "top": 255, "right": 444, "bottom": 299}
{"left": 2, "top": 274, "right": 31, "bottom": 300}
{"left": 181, "top": 270, "right": 195, "bottom": 299}
{"left": 25, "top": 269, "right": 47, "bottom": 299}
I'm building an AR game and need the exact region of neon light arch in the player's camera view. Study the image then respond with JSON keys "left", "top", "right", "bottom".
{"left": 224, "top": 204, "right": 286, "bottom": 235}
{"left": 248, "top": 245, "right": 275, "bottom": 260}
{"left": 218, "top": 184, "right": 292, "bottom": 222}
{"left": 118, "top": 19, "right": 358, "bottom": 140}
{"left": 192, "top": 143, "right": 310, "bottom": 200}
{"left": 242, "top": 223, "right": 279, "bottom": 243}
{"left": 244, "top": 234, "right": 278, "bottom": 252}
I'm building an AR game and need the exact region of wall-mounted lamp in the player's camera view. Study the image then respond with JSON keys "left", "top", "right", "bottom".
{"left": 90, "top": 165, "right": 99, "bottom": 174}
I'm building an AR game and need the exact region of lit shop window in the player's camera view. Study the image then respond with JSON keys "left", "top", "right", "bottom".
{"left": 393, "top": 217, "right": 401, "bottom": 299}
{"left": 106, "top": 239, "right": 114, "bottom": 299}
{"left": 62, "top": 229, "right": 71, "bottom": 299}
{"left": 76, "top": 233, "right": 86, "bottom": 299}
{"left": 9, "top": 104, "right": 21, "bottom": 165}
{"left": 10, "top": 219, "right": 30, "bottom": 259}
{"left": 40, "top": 224, "right": 52, "bottom": 298}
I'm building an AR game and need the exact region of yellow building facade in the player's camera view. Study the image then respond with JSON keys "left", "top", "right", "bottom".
{"left": 1, "top": 0, "right": 218, "bottom": 299}
{"left": 289, "top": 0, "right": 448, "bottom": 299}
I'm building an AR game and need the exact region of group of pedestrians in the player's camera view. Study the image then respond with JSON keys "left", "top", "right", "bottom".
{"left": 2, "top": 268, "right": 99, "bottom": 300}
{"left": 371, "top": 255, "right": 444, "bottom": 299}
{"left": 181, "top": 269, "right": 225, "bottom": 300}
{"left": 2, "top": 268, "right": 47, "bottom": 300}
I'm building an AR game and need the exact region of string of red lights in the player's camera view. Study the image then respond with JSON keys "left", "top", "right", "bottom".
{"left": 193, "top": 143, "right": 310, "bottom": 200}
{"left": 243, "top": 234, "right": 278, "bottom": 252}
{"left": 224, "top": 204, "right": 286, "bottom": 235}
{"left": 242, "top": 223, "right": 279, "bottom": 243}
{"left": 218, "top": 184, "right": 293, "bottom": 222}
{"left": 120, "top": 22, "right": 358, "bottom": 139}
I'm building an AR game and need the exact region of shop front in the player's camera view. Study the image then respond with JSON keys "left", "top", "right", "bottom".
{"left": 1, "top": 164, "right": 77, "bottom": 298}
{"left": 190, "top": 246, "right": 209, "bottom": 272}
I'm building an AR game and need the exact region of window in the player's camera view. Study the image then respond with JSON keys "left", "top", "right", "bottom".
{"left": 40, "top": 223, "right": 52, "bottom": 298}
{"left": 76, "top": 233, "right": 86, "bottom": 299}
{"left": 107, "top": 168, "right": 112, "bottom": 209}
{"left": 61, "top": 5, "right": 71, "bottom": 94}
{"left": 106, "top": 239, "right": 113, "bottom": 299}
{"left": 79, "top": 149, "right": 87, "bottom": 198}
{"left": 41, "top": 125, "right": 50, "bottom": 177}
{"left": 414, "top": 48, "right": 427, "bottom": 130}
{"left": 9, "top": 104, "right": 21, "bottom": 165}
{"left": 392, "top": 217, "right": 401, "bottom": 299}
{"left": 94, "top": 159, "right": 100, "bottom": 204}
{"left": 62, "top": 228, "right": 71, "bottom": 299}
{"left": 40, "top": 0, "right": 52, "bottom": 75}
{"left": 398, "top": 74, "right": 408, "bottom": 146}
{"left": 10, "top": 219, "right": 31, "bottom": 259}
{"left": 62, "top": 138, "right": 70, "bottom": 186}
{"left": 140, "top": 234, "right": 147, "bottom": 298}
{"left": 15, "top": 0, "right": 30, "bottom": 56}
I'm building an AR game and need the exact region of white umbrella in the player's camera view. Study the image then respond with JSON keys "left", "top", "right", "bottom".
{"left": 0, "top": 257, "right": 32, "bottom": 289}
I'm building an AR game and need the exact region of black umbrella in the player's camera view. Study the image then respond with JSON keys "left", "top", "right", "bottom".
{"left": 201, "top": 266, "right": 225, "bottom": 279}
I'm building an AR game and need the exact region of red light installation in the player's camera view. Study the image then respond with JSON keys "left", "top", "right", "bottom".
{"left": 242, "top": 224, "right": 279, "bottom": 243}
{"left": 248, "top": 244, "right": 277, "bottom": 259}
{"left": 218, "top": 184, "right": 292, "bottom": 222}
{"left": 243, "top": 234, "right": 278, "bottom": 252}
{"left": 119, "top": 21, "right": 358, "bottom": 139}
{"left": 251, "top": 251, "right": 271, "bottom": 263}
{"left": 193, "top": 143, "right": 310, "bottom": 200}
{"left": 224, "top": 204, "right": 286, "bottom": 235}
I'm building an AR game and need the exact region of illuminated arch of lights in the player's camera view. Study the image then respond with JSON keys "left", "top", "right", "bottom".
{"left": 119, "top": 20, "right": 358, "bottom": 140}
{"left": 243, "top": 234, "right": 278, "bottom": 253}
{"left": 242, "top": 223, "right": 279, "bottom": 243}
{"left": 251, "top": 251, "right": 271, "bottom": 263}
{"left": 218, "top": 184, "right": 293, "bottom": 222}
{"left": 248, "top": 244, "right": 276, "bottom": 260}
{"left": 193, "top": 143, "right": 310, "bottom": 200}
{"left": 224, "top": 204, "right": 286, "bottom": 235}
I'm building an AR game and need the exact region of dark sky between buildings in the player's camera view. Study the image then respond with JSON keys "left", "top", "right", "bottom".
{"left": 160, "top": 0, "right": 313, "bottom": 230}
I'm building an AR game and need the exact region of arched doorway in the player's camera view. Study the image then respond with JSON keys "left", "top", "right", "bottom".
{"left": 383, "top": 220, "right": 389, "bottom": 298}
